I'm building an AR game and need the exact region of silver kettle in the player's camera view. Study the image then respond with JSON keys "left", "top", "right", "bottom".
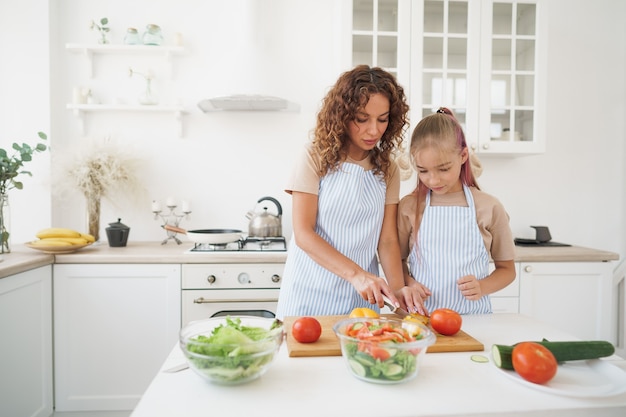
{"left": 246, "top": 196, "right": 283, "bottom": 238}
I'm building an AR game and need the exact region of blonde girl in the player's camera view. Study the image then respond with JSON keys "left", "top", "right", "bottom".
{"left": 397, "top": 107, "right": 516, "bottom": 315}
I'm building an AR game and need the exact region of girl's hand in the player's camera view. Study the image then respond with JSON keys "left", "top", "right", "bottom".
{"left": 351, "top": 272, "right": 400, "bottom": 309}
{"left": 457, "top": 275, "right": 483, "bottom": 300}
{"left": 396, "top": 279, "right": 430, "bottom": 316}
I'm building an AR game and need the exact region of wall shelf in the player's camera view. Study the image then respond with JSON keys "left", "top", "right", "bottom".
{"left": 65, "top": 43, "right": 185, "bottom": 78}
{"left": 66, "top": 103, "right": 187, "bottom": 137}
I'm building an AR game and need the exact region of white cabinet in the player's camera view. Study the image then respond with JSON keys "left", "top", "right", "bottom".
{"left": 53, "top": 264, "right": 181, "bottom": 412}
{"left": 519, "top": 261, "right": 616, "bottom": 343}
{"left": 0, "top": 266, "right": 53, "bottom": 417}
{"left": 415, "top": 0, "right": 547, "bottom": 156}
{"left": 490, "top": 262, "right": 520, "bottom": 313}
{"left": 349, "top": 0, "right": 548, "bottom": 156}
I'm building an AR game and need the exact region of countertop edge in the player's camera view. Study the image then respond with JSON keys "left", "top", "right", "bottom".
{"left": 0, "top": 242, "right": 620, "bottom": 279}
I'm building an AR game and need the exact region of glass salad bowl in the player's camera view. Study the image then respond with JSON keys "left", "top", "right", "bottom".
{"left": 179, "top": 316, "right": 284, "bottom": 385}
{"left": 333, "top": 316, "right": 435, "bottom": 384}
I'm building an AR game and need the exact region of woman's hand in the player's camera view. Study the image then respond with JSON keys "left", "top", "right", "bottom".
{"left": 457, "top": 275, "right": 482, "bottom": 300}
{"left": 350, "top": 271, "right": 399, "bottom": 309}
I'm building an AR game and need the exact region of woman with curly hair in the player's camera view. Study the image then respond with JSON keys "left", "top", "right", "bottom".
{"left": 276, "top": 65, "right": 422, "bottom": 318}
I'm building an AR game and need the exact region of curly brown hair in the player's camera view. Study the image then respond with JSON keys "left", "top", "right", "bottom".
{"left": 312, "top": 65, "right": 409, "bottom": 181}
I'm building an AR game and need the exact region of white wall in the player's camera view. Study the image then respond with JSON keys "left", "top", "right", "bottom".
{"left": 0, "top": 0, "right": 624, "bottom": 263}
{"left": 0, "top": 0, "right": 51, "bottom": 247}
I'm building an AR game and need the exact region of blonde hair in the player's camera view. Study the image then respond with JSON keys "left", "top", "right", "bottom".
{"left": 410, "top": 107, "right": 480, "bottom": 244}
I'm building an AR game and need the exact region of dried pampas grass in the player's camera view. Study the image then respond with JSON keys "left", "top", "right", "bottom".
{"left": 53, "top": 137, "right": 146, "bottom": 240}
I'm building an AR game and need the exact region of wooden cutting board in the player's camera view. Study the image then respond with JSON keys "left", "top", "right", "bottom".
{"left": 283, "top": 314, "right": 484, "bottom": 357}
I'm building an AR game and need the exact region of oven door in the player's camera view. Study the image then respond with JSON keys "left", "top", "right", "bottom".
{"left": 182, "top": 289, "right": 279, "bottom": 326}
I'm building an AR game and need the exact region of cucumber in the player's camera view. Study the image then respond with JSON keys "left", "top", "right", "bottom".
{"left": 382, "top": 363, "right": 404, "bottom": 379}
{"left": 348, "top": 359, "right": 367, "bottom": 377}
{"left": 354, "top": 352, "right": 376, "bottom": 367}
{"left": 492, "top": 340, "right": 615, "bottom": 370}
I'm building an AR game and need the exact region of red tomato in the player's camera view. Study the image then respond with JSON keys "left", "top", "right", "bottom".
{"left": 429, "top": 308, "right": 462, "bottom": 336}
{"left": 368, "top": 345, "right": 391, "bottom": 361}
{"left": 512, "top": 342, "right": 558, "bottom": 384}
{"left": 291, "top": 317, "right": 322, "bottom": 343}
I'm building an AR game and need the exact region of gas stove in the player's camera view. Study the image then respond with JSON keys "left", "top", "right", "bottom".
{"left": 186, "top": 236, "right": 287, "bottom": 253}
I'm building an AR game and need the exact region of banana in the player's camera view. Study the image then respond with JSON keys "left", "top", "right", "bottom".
{"left": 44, "top": 237, "right": 89, "bottom": 245}
{"left": 80, "top": 233, "right": 96, "bottom": 243}
{"left": 36, "top": 227, "right": 81, "bottom": 239}
{"left": 30, "top": 239, "right": 73, "bottom": 247}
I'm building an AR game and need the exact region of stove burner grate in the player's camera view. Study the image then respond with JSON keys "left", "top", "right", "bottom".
{"left": 189, "top": 236, "right": 287, "bottom": 252}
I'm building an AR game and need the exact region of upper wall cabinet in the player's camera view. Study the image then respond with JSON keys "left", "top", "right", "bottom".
{"left": 349, "top": 0, "right": 547, "bottom": 156}
{"left": 349, "top": 0, "right": 412, "bottom": 86}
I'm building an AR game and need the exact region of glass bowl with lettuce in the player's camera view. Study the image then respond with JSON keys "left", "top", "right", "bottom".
{"left": 333, "top": 316, "right": 435, "bottom": 384}
{"left": 180, "top": 316, "right": 285, "bottom": 385}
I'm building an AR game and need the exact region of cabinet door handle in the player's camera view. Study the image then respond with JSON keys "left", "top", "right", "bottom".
{"left": 193, "top": 297, "right": 278, "bottom": 304}
{"left": 524, "top": 266, "right": 533, "bottom": 273}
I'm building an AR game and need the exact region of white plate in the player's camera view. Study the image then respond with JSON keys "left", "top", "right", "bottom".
{"left": 495, "top": 359, "right": 626, "bottom": 398}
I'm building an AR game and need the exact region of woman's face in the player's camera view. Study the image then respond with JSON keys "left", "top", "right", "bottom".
{"left": 346, "top": 93, "right": 390, "bottom": 160}
{"left": 414, "top": 145, "right": 468, "bottom": 195}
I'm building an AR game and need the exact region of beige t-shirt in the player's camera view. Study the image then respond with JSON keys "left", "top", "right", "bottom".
{"left": 397, "top": 187, "right": 515, "bottom": 261}
{"left": 285, "top": 144, "right": 401, "bottom": 204}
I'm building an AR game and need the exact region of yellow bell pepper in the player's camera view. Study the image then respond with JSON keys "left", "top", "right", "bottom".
{"left": 349, "top": 307, "right": 379, "bottom": 318}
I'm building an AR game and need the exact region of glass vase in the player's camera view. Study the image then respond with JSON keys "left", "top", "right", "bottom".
{"left": 0, "top": 193, "right": 10, "bottom": 253}
{"left": 139, "top": 78, "right": 158, "bottom": 105}
{"left": 87, "top": 196, "right": 101, "bottom": 242}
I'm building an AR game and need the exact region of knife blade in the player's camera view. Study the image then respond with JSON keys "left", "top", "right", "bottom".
{"left": 383, "top": 300, "right": 411, "bottom": 318}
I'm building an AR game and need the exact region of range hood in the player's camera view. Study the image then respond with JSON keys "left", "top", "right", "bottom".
{"left": 198, "top": 94, "right": 300, "bottom": 112}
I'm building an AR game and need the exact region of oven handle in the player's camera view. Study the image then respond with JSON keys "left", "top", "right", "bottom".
{"left": 193, "top": 297, "right": 278, "bottom": 304}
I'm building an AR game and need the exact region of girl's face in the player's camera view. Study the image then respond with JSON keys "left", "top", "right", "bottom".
{"left": 414, "top": 144, "right": 468, "bottom": 195}
{"left": 346, "top": 93, "right": 390, "bottom": 160}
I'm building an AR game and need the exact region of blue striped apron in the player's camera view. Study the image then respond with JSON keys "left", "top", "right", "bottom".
{"left": 408, "top": 185, "right": 491, "bottom": 314}
{"left": 276, "top": 162, "right": 386, "bottom": 319}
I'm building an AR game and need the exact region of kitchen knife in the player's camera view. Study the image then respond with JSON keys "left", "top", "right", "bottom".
{"left": 384, "top": 300, "right": 411, "bottom": 318}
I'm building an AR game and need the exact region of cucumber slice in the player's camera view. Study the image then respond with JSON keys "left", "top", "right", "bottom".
{"left": 354, "top": 352, "right": 376, "bottom": 367}
{"left": 383, "top": 363, "right": 404, "bottom": 377}
{"left": 471, "top": 354, "right": 489, "bottom": 363}
{"left": 348, "top": 359, "right": 367, "bottom": 377}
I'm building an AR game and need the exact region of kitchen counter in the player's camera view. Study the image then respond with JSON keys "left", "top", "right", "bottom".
{"left": 130, "top": 313, "right": 626, "bottom": 417}
{"left": 0, "top": 241, "right": 618, "bottom": 279}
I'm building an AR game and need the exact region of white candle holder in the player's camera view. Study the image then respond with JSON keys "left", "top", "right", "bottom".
{"left": 153, "top": 204, "right": 191, "bottom": 245}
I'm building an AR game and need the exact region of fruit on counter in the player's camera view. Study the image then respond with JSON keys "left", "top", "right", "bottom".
{"left": 291, "top": 317, "right": 322, "bottom": 343}
{"left": 491, "top": 340, "right": 616, "bottom": 370}
{"left": 349, "top": 307, "right": 379, "bottom": 318}
{"left": 36, "top": 227, "right": 82, "bottom": 239}
{"left": 403, "top": 313, "right": 429, "bottom": 325}
{"left": 80, "top": 233, "right": 96, "bottom": 243}
{"left": 429, "top": 308, "right": 462, "bottom": 336}
{"left": 511, "top": 342, "right": 558, "bottom": 384}
{"left": 29, "top": 239, "right": 74, "bottom": 246}
{"left": 33, "top": 228, "right": 95, "bottom": 245}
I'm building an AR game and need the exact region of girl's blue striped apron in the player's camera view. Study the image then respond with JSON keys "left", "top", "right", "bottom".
{"left": 276, "top": 162, "right": 386, "bottom": 319}
{"left": 408, "top": 184, "right": 492, "bottom": 314}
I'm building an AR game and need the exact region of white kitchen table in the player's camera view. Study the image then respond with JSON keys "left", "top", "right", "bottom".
{"left": 130, "top": 314, "right": 626, "bottom": 417}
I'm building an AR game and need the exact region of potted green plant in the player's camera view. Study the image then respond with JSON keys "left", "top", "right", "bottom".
{"left": 0, "top": 131, "right": 48, "bottom": 253}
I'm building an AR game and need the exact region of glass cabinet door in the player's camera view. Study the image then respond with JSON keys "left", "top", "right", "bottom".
{"left": 487, "top": 2, "right": 536, "bottom": 144}
{"left": 351, "top": 0, "right": 412, "bottom": 84}
{"left": 412, "top": 0, "right": 545, "bottom": 155}
{"left": 421, "top": 0, "right": 471, "bottom": 130}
